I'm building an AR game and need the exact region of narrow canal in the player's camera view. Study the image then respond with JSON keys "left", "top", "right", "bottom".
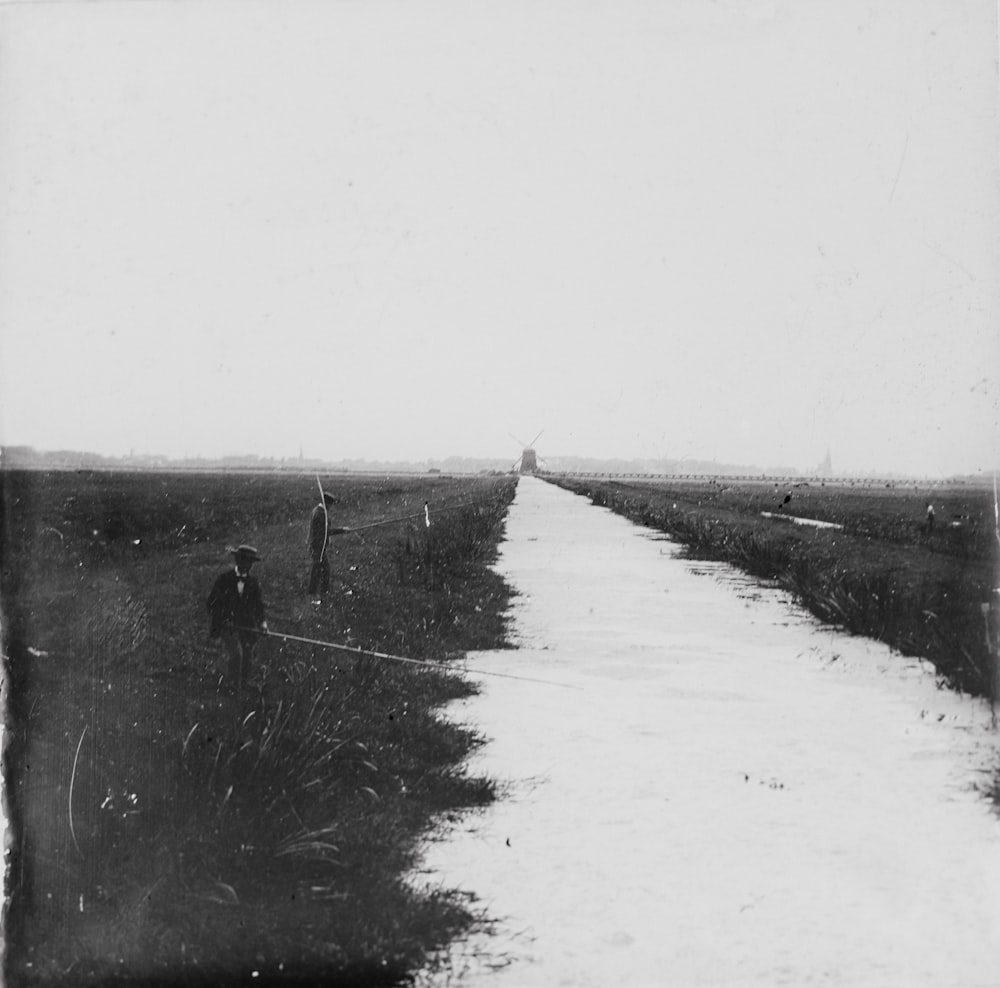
{"left": 418, "top": 476, "right": 1000, "bottom": 987}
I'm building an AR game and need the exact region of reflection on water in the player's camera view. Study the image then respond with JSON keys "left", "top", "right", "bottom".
{"left": 416, "top": 478, "right": 1000, "bottom": 988}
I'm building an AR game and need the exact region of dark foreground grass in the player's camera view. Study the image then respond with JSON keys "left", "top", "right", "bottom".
{"left": 1, "top": 469, "right": 517, "bottom": 987}
{"left": 549, "top": 476, "right": 999, "bottom": 698}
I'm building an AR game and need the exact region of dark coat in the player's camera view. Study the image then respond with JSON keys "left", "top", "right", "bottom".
{"left": 308, "top": 503, "right": 349, "bottom": 559}
{"left": 207, "top": 568, "right": 266, "bottom": 639}
{"left": 309, "top": 504, "right": 328, "bottom": 559}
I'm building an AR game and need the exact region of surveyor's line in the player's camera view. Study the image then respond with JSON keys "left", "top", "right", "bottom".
{"left": 345, "top": 497, "right": 497, "bottom": 534}
{"left": 255, "top": 627, "right": 581, "bottom": 690}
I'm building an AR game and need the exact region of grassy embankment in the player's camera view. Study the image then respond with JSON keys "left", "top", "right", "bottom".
{"left": 549, "top": 476, "right": 998, "bottom": 698}
{"left": 2, "top": 469, "right": 517, "bottom": 987}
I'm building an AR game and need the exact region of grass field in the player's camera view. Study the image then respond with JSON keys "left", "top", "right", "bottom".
{"left": 1, "top": 468, "right": 517, "bottom": 987}
{"left": 548, "top": 475, "right": 1000, "bottom": 700}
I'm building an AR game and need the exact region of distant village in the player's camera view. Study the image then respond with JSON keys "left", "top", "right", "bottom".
{"left": 0, "top": 444, "right": 953, "bottom": 482}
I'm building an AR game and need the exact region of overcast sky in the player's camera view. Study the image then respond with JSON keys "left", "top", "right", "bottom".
{"left": 1, "top": 0, "right": 997, "bottom": 476}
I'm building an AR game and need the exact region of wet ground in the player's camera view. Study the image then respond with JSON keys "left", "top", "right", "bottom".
{"left": 417, "top": 477, "right": 1000, "bottom": 987}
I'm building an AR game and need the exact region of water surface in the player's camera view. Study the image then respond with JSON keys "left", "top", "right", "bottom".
{"left": 418, "top": 477, "right": 1000, "bottom": 987}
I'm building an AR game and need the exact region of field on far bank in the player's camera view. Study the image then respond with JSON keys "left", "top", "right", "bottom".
{"left": 548, "top": 475, "right": 999, "bottom": 699}
{"left": 1, "top": 468, "right": 517, "bottom": 987}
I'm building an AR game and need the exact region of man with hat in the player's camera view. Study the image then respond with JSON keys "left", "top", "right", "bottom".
{"left": 308, "top": 492, "right": 351, "bottom": 603}
{"left": 207, "top": 544, "right": 268, "bottom": 690}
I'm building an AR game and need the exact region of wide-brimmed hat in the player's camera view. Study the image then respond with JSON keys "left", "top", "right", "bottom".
{"left": 229, "top": 544, "right": 261, "bottom": 562}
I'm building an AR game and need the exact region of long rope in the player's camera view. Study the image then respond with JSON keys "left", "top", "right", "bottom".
{"left": 257, "top": 627, "right": 581, "bottom": 691}
{"left": 285, "top": 487, "right": 572, "bottom": 686}
{"left": 342, "top": 497, "right": 497, "bottom": 535}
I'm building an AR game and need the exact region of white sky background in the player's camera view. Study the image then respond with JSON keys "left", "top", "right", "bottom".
{"left": 0, "top": 0, "right": 997, "bottom": 476}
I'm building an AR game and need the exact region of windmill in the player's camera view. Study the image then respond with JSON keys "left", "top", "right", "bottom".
{"left": 510, "top": 430, "right": 544, "bottom": 474}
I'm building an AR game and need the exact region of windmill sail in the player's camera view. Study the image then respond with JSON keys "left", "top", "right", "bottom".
{"left": 510, "top": 430, "right": 543, "bottom": 474}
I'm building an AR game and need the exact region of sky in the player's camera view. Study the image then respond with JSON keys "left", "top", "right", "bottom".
{"left": 0, "top": 0, "right": 998, "bottom": 476}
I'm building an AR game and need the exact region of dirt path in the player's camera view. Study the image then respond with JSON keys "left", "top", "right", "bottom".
{"left": 418, "top": 477, "right": 1000, "bottom": 987}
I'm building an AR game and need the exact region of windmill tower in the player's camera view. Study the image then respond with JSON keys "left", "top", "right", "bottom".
{"left": 510, "top": 431, "right": 544, "bottom": 474}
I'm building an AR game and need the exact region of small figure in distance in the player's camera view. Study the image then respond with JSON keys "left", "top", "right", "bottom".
{"left": 308, "top": 491, "right": 351, "bottom": 603}
{"left": 207, "top": 544, "right": 268, "bottom": 692}
{"left": 926, "top": 503, "right": 935, "bottom": 534}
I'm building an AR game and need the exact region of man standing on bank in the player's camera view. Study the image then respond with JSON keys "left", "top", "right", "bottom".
{"left": 308, "top": 491, "right": 351, "bottom": 603}
{"left": 207, "top": 544, "right": 268, "bottom": 690}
